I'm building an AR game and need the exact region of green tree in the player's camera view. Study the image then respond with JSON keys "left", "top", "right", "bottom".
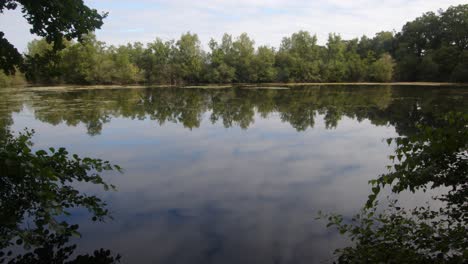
{"left": 173, "top": 32, "right": 204, "bottom": 84}
{"left": 450, "top": 50, "right": 468, "bottom": 82}
{"left": 370, "top": 31, "right": 395, "bottom": 56}
{"left": 0, "top": 0, "right": 107, "bottom": 74}
{"left": 231, "top": 33, "right": 256, "bottom": 82}
{"left": 394, "top": 11, "right": 440, "bottom": 81}
{"left": 63, "top": 34, "right": 112, "bottom": 84}
{"left": 368, "top": 53, "right": 395, "bottom": 82}
{"left": 205, "top": 35, "right": 236, "bottom": 83}
{"left": 140, "top": 38, "right": 174, "bottom": 84}
{"left": 345, "top": 39, "right": 367, "bottom": 81}
{"left": 440, "top": 5, "right": 468, "bottom": 51}
{"left": 276, "top": 31, "right": 322, "bottom": 82}
{"left": 431, "top": 45, "right": 459, "bottom": 80}
{"left": 0, "top": 32, "right": 23, "bottom": 75}
{"left": 417, "top": 52, "right": 439, "bottom": 81}
{"left": 325, "top": 33, "right": 347, "bottom": 82}
{"left": 107, "top": 45, "right": 142, "bottom": 84}
{"left": 394, "top": 4, "right": 468, "bottom": 82}
{"left": 0, "top": 69, "right": 26, "bottom": 87}
{"left": 251, "top": 46, "right": 277, "bottom": 82}
{"left": 126, "top": 42, "right": 145, "bottom": 67}
{"left": 23, "top": 39, "right": 66, "bottom": 84}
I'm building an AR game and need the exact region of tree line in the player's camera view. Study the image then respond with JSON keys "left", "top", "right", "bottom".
{"left": 3, "top": 4, "right": 468, "bottom": 86}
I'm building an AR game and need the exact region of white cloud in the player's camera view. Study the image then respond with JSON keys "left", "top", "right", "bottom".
{"left": 0, "top": 0, "right": 466, "bottom": 52}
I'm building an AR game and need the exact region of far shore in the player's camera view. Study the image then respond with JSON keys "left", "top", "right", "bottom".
{"left": 5, "top": 82, "right": 467, "bottom": 91}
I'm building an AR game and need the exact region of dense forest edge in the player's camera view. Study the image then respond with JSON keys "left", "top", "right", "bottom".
{"left": 1, "top": 4, "right": 467, "bottom": 87}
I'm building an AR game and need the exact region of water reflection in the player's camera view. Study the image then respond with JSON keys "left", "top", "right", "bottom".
{"left": 0, "top": 85, "right": 467, "bottom": 263}
{"left": 3, "top": 85, "right": 465, "bottom": 136}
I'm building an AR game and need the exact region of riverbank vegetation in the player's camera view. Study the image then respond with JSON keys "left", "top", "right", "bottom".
{"left": 322, "top": 112, "right": 467, "bottom": 263}
{"left": 3, "top": 4, "right": 467, "bottom": 87}
{"left": 0, "top": 70, "right": 26, "bottom": 87}
{"left": 0, "top": 129, "right": 122, "bottom": 263}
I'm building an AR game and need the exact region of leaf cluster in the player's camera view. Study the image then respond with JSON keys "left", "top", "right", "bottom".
{"left": 321, "top": 112, "right": 467, "bottom": 263}
{"left": 0, "top": 129, "right": 121, "bottom": 251}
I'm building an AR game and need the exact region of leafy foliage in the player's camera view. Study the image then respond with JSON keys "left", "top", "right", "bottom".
{"left": 322, "top": 112, "right": 468, "bottom": 263}
{"left": 0, "top": 32, "right": 23, "bottom": 75}
{"left": 368, "top": 112, "right": 467, "bottom": 208}
{"left": 172, "top": 32, "right": 204, "bottom": 84}
{"left": 321, "top": 200, "right": 466, "bottom": 263}
{"left": 0, "top": 69, "right": 26, "bottom": 88}
{"left": 0, "top": 0, "right": 107, "bottom": 74}
{"left": 395, "top": 4, "right": 468, "bottom": 81}
{"left": 23, "top": 35, "right": 143, "bottom": 85}
{"left": 1, "top": 231, "right": 121, "bottom": 263}
{"left": 0, "top": 129, "right": 122, "bottom": 261}
{"left": 276, "top": 31, "right": 322, "bottom": 82}
{"left": 368, "top": 53, "right": 395, "bottom": 82}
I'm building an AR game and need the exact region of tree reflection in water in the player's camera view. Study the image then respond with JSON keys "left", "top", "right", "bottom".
{"left": 0, "top": 85, "right": 467, "bottom": 263}
{"left": 11, "top": 85, "right": 466, "bottom": 136}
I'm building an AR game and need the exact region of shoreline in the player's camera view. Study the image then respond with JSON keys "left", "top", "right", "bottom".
{"left": 247, "top": 82, "right": 468, "bottom": 87}
{"left": 5, "top": 82, "right": 467, "bottom": 91}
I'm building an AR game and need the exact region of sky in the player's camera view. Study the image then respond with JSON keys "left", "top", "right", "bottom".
{"left": 0, "top": 0, "right": 466, "bottom": 52}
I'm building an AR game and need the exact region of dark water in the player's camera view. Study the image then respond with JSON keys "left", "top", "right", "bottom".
{"left": 1, "top": 85, "right": 467, "bottom": 263}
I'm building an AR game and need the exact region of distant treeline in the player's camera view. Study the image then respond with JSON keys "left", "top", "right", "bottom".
{"left": 4, "top": 4, "right": 468, "bottom": 86}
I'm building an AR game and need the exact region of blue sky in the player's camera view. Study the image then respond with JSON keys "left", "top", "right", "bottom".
{"left": 0, "top": 0, "right": 465, "bottom": 52}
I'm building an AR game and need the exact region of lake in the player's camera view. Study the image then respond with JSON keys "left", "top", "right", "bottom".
{"left": 1, "top": 85, "right": 467, "bottom": 263}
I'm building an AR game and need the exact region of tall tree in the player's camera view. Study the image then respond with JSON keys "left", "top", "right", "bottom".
{"left": 276, "top": 31, "right": 322, "bottom": 82}
{"left": 394, "top": 4, "right": 468, "bottom": 81}
{"left": 368, "top": 53, "right": 395, "bottom": 82}
{"left": 325, "top": 33, "right": 347, "bottom": 82}
{"left": 173, "top": 32, "right": 204, "bottom": 84}
{"left": 345, "top": 39, "right": 367, "bottom": 81}
{"left": 141, "top": 39, "right": 174, "bottom": 84}
{"left": 252, "top": 46, "right": 277, "bottom": 82}
{"left": 23, "top": 38, "right": 66, "bottom": 84}
{"left": 231, "top": 33, "right": 256, "bottom": 82}
{"left": 0, "top": 0, "right": 107, "bottom": 74}
{"left": 205, "top": 35, "right": 236, "bottom": 83}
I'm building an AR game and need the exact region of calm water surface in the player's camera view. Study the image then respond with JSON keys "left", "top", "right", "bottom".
{"left": 1, "top": 85, "right": 467, "bottom": 263}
